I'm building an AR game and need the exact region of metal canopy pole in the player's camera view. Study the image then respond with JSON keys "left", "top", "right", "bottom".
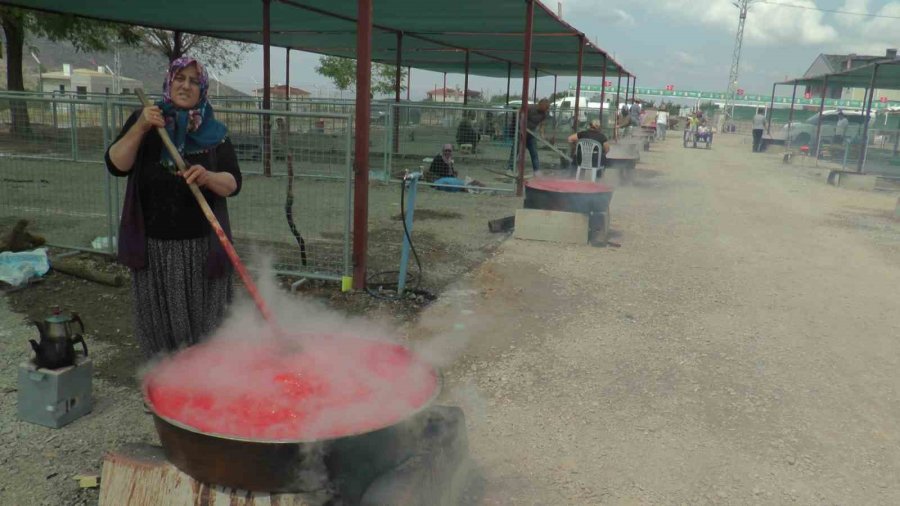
{"left": 393, "top": 32, "right": 403, "bottom": 153}
{"left": 615, "top": 73, "right": 622, "bottom": 111}
{"left": 858, "top": 64, "right": 880, "bottom": 173}
{"left": 573, "top": 35, "right": 584, "bottom": 132}
{"left": 631, "top": 77, "right": 637, "bottom": 103}
{"left": 463, "top": 49, "right": 470, "bottom": 106}
{"left": 351, "top": 0, "right": 373, "bottom": 290}
{"left": 766, "top": 82, "right": 776, "bottom": 134}
{"left": 624, "top": 75, "right": 630, "bottom": 105}
{"left": 599, "top": 56, "right": 607, "bottom": 129}
{"left": 786, "top": 83, "right": 797, "bottom": 149}
{"left": 505, "top": 62, "right": 512, "bottom": 105}
{"left": 443, "top": 72, "right": 447, "bottom": 104}
{"left": 533, "top": 68, "right": 538, "bottom": 99}
{"left": 553, "top": 74, "right": 557, "bottom": 101}
{"left": 262, "top": 0, "right": 272, "bottom": 177}
{"left": 406, "top": 66, "right": 411, "bottom": 101}
{"left": 285, "top": 48, "right": 290, "bottom": 111}
{"left": 813, "top": 76, "right": 829, "bottom": 163}
{"left": 517, "top": 0, "right": 535, "bottom": 197}
{"left": 615, "top": 73, "right": 622, "bottom": 141}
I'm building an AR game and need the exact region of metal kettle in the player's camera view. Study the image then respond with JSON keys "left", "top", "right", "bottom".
{"left": 29, "top": 306, "right": 88, "bottom": 370}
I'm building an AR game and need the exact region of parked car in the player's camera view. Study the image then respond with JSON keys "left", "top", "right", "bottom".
{"left": 779, "top": 109, "right": 870, "bottom": 147}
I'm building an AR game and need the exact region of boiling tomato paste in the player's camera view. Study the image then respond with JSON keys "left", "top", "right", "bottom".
{"left": 144, "top": 335, "right": 439, "bottom": 441}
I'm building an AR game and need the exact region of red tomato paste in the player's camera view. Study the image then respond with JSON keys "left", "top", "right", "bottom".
{"left": 144, "top": 335, "right": 439, "bottom": 441}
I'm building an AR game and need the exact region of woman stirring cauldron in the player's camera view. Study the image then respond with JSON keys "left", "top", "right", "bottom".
{"left": 105, "top": 57, "right": 242, "bottom": 357}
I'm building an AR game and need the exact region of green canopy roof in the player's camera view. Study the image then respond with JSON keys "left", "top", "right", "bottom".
{"left": 782, "top": 59, "right": 900, "bottom": 91}
{"left": 5, "top": 0, "right": 631, "bottom": 79}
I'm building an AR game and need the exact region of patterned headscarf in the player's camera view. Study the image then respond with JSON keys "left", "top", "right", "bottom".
{"left": 156, "top": 56, "right": 226, "bottom": 165}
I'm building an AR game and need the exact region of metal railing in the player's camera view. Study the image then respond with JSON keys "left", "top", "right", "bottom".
{"left": 0, "top": 92, "right": 353, "bottom": 281}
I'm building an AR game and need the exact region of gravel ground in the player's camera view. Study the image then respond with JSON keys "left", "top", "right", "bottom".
{"left": 4, "top": 130, "right": 900, "bottom": 505}
{"left": 413, "top": 133, "right": 900, "bottom": 504}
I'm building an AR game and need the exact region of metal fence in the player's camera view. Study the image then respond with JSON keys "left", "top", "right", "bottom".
{"left": 387, "top": 103, "right": 519, "bottom": 191}
{"left": 0, "top": 92, "right": 353, "bottom": 281}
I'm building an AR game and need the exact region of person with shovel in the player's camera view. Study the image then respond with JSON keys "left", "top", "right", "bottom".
{"left": 506, "top": 99, "right": 551, "bottom": 178}
{"left": 105, "top": 56, "right": 242, "bottom": 357}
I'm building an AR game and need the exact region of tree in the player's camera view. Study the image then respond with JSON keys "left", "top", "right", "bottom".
{"left": 139, "top": 29, "right": 253, "bottom": 73}
{"left": 315, "top": 55, "right": 407, "bottom": 98}
{"left": 315, "top": 56, "right": 355, "bottom": 98}
{"left": 371, "top": 63, "right": 407, "bottom": 97}
{"left": 0, "top": 7, "right": 139, "bottom": 134}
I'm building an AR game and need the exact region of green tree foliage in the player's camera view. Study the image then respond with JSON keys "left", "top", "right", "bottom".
{"left": 139, "top": 29, "right": 253, "bottom": 73}
{"left": 315, "top": 56, "right": 355, "bottom": 95}
{"left": 315, "top": 56, "right": 408, "bottom": 97}
{"left": 371, "top": 63, "right": 408, "bottom": 96}
{"left": 0, "top": 7, "right": 139, "bottom": 134}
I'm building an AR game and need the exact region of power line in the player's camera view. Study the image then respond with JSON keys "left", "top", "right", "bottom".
{"left": 758, "top": 0, "right": 900, "bottom": 20}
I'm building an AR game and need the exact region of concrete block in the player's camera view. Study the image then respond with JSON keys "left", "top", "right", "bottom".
{"left": 829, "top": 171, "right": 878, "bottom": 191}
{"left": 514, "top": 209, "right": 589, "bottom": 245}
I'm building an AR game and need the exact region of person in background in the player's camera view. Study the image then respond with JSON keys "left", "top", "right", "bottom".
{"left": 617, "top": 106, "right": 630, "bottom": 138}
{"left": 426, "top": 143, "right": 485, "bottom": 191}
{"left": 834, "top": 110, "right": 849, "bottom": 148}
{"left": 752, "top": 107, "right": 766, "bottom": 152}
{"left": 427, "top": 143, "right": 458, "bottom": 182}
{"left": 656, "top": 107, "right": 669, "bottom": 140}
{"left": 456, "top": 112, "right": 479, "bottom": 152}
{"left": 106, "top": 56, "right": 241, "bottom": 358}
{"left": 629, "top": 99, "right": 642, "bottom": 133}
{"left": 568, "top": 119, "right": 610, "bottom": 174}
{"left": 506, "top": 99, "right": 551, "bottom": 178}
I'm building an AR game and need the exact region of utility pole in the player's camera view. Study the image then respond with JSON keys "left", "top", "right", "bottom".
{"left": 723, "top": 0, "right": 754, "bottom": 129}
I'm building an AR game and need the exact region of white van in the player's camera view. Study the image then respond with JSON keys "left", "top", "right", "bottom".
{"left": 553, "top": 96, "right": 607, "bottom": 122}
{"left": 780, "top": 109, "right": 872, "bottom": 146}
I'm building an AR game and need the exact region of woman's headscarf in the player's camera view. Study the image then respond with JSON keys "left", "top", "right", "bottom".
{"left": 441, "top": 143, "right": 453, "bottom": 165}
{"left": 156, "top": 56, "right": 227, "bottom": 165}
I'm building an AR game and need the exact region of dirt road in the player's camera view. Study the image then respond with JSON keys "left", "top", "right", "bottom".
{"left": 422, "top": 134, "right": 900, "bottom": 504}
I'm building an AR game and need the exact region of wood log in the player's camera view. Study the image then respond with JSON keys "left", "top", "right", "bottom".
{"left": 99, "top": 444, "right": 326, "bottom": 506}
{"left": 488, "top": 216, "right": 515, "bottom": 233}
{"left": 0, "top": 219, "right": 46, "bottom": 252}
{"left": 51, "top": 258, "right": 124, "bottom": 287}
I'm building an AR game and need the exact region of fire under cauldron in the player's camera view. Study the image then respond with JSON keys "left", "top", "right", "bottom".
{"left": 143, "top": 335, "right": 461, "bottom": 503}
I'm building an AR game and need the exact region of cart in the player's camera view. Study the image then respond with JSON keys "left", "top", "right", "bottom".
{"left": 683, "top": 125, "right": 713, "bottom": 149}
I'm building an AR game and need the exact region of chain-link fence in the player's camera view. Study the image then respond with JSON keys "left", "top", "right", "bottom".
{"left": 387, "top": 103, "right": 518, "bottom": 191}
{"left": 0, "top": 92, "right": 353, "bottom": 281}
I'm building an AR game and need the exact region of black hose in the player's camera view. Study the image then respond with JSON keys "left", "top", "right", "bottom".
{"left": 282, "top": 126, "right": 307, "bottom": 266}
{"left": 365, "top": 177, "right": 435, "bottom": 301}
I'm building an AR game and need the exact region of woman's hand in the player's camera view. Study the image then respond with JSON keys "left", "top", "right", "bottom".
{"left": 136, "top": 106, "right": 165, "bottom": 133}
{"left": 179, "top": 164, "right": 212, "bottom": 187}
{"left": 179, "top": 165, "right": 237, "bottom": 197}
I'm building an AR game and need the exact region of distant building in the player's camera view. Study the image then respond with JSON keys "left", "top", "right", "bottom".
{"left": 425, "top": 87, "right": 482, "bottom": 103}
{"left": 252, "top": 85, "right": 311, "bottom": 99}
{"left": 802, "top": 49, "right": 900, "bottom": 102}
{"left": 41, "top": 64, "right": 143, "bottom": 96}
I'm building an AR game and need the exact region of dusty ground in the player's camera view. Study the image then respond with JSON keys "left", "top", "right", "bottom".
{"left": 3, "top": 129, "right": 900, "bottom": 505}
{"left": 416, "top": 132, "right": 900, "bottom": 504}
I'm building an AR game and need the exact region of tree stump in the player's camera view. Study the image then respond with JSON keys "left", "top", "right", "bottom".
{"left": 99, "top": 444, "right": 328, "bottom": 506}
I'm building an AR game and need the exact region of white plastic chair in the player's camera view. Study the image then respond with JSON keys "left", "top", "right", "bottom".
{"left": 575, "top": 138, "right": 603, "bottom": 182}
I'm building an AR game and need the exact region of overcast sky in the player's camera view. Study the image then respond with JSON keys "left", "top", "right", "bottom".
{"left": 220, "top": 0, "right": 900, "bottom": 100}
